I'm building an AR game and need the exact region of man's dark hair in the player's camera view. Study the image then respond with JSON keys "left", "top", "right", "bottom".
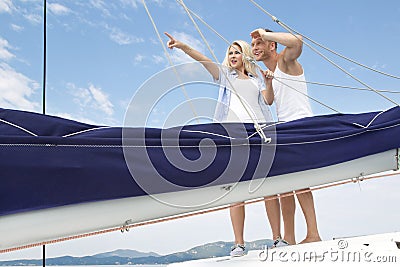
{"left": 264, "top": 28, "right": 278, "bottom": 50}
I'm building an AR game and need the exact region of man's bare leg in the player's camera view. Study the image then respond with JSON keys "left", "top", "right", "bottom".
{"left": 296, "top": 189, "right": 321, "bottom": 243}
{"left": 264, "top": 196, "right": 282, "bottom": 241}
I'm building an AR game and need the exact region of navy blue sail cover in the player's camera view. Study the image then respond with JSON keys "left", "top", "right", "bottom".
{"left": 1, "top": 107, "right": 400, "bottom": 216}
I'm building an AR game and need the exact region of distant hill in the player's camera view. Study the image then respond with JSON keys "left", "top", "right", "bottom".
{"left": 92, "top": 249, "right": 159, "bottom": 258}
{"left": 0, "top": 239, "right": 273, "bottom": 265}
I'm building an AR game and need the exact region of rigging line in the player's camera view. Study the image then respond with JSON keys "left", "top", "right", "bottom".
{"left": 0, "top": 142, "right": 265, "bottom": 148}
{"left": 182, "top": 5, "right": 258, "bottom": 65}
{"left": 3, "top": 108, "right": 399, "bottom": 148}
{"left": 141, "top": 0, "right": 199, "bottom": 123}
{"left": 248, "top": 0, "right": 400, "bottom": 107}
{"left": 176, "top": 0, "right": 219, "bottom": 63}
{"left": 181, "top": 129, "right": 236, "bottom": 139}
{"left": 246, "top": 0, "right": 400, "bottom": 80}
{"left": 289, "top": 31, "right": 400, "bottom": 81}
{"left": 352, "top": 110, "right": 385, "bottom": 129}
{"left": 176, "top": 1, "right": 257, "bottom": 70}
{"left": 277, "top": 76, "right": 400, "bottom": 94}
{"left": 62, "top": 126, "right": 116, "bottom": 138}
{"left": 186, "top": 7, "right": 230, "bottom": 46}
{"left": 177, "top": 0, "right": 268, "bottom": 142}
{"left": 4, "top": 117, "right": 399, "bottom": 148}
{"left": 2, "top": 169, "right": 399, "bottom": 254}
{"left": 274, "top": 77, "right": 341, "bottom": 113}
{"left": 246, "top": 0, "right": 399, "bottom": 79}
{"left": 246, "top": 121, "right": 285, "bottom": 139}
{"left": 180, "top": 4, "right": 266, "bottom": 71}
{"left": 0, "top": 118, "right": 38, "bottom": 137}
{"left": 180, "top": 3, "right": 340, "bottom": 116}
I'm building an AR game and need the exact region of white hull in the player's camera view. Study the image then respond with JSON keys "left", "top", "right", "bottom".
{"left": 168, "top": 232, "right": 400, "bottom": 266}
{"left": 0, "top": 149, "right": 398, "bottom": 251}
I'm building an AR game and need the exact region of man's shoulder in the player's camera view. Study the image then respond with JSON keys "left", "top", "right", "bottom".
{"left": 277, "top": 53, "right": 303, "bottom": 75}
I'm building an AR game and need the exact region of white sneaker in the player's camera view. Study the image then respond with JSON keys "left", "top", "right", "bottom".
{"left": 272, "top": 238, "right": 289, "bottom": 248}
{"left": 230, "top": 244, "right": 246, "bottom": 257}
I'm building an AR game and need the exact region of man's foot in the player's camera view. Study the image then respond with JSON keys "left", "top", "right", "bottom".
{"left": 230, "top": 244, "right": 246, "bottom": 257}
{"left": 299, "top": 236, "right": 322, "bottom": 244}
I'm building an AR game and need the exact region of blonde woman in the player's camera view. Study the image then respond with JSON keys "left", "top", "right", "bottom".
{"left": 165, "top": 32, "right": 273, "bottom": 257}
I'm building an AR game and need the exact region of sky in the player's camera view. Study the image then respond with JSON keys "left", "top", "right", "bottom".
{"left": 1, "top": 0, "right": 400, "bottom": 261}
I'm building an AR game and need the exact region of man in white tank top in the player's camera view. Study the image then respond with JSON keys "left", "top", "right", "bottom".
{"left": 248, "top": 29, "right": 321, "bottom": 246}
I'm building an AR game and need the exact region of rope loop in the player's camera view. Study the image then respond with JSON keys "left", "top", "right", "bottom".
{"left": 253, "top": 123, "right": 271, "bottom": 143}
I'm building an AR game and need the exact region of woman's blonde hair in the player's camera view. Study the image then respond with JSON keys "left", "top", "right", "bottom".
{"left": 222, "top": 40, "right": 258, "bottom": 77}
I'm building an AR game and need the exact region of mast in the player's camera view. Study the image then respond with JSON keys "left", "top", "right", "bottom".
{"left": 42, "top": 0, "right": 47, "bottom": 266}
{"left": 42, "top": 0, "right": 47, "bottom": 115}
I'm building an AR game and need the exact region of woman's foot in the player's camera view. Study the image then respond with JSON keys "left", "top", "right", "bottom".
{"left": 230, "top": 244, "right": 246, "bottom": 257}
{"left": 272, "top": 238, "right": 290, "bottom": 248}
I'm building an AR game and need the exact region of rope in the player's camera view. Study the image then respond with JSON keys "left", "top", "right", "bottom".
{"left": 176, "top": 0, "right": 269, "bottom": 142}
{"left": 176, "top": 2, "right": 340, "bottom": 115}
{"left": 248, "top": 0, "right": 400, "bottom": 107}
{"left": 1, "top": 170, "right": 399, "bottom": 254}
{"left": 168, "top": 4, "right": 400, "bottom": 97}
{"left": 142, "top": 0, "right": 199, "bottom": 123}
{"left": 175, "top": 0, "right": 219, "bottom": 63}
{"left": 3, "top": 107, "right": 399, "bottom": 147}
{"left": 0, "top": 118, "right": 38, "bottom": 136}
{"left": 301, "top": 34, "right": 400, "bottom": 80}
{"left": 272, "top": 77, "right": 341, "bottom": 114}
{"left": 162, "top": 2, "right": 400, "bottom": 107}
{"left": 277, "top": 76, "right": 400, "bottom": 94}
{"left": 2, "top": 1, "right": 399, "bottom": 255}
{"left": 178, "top": 4, "right": 231, "bottom": 48}
{"left": 175, "top": 1, "right": 338, "bottom": 139}
{"left": 290, "top": 31, "right": 400, "bottom": 81}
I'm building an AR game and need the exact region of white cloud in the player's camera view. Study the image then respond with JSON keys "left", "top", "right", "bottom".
{"left": 69, "top": 83, "right": 91, "bottom": 106}
{"left": 119, "top": 0, "right": 140, "bottom": 9}
{"left": 119, "top": 0, "right": 163, "bottom": 10}
{"left": 0, "top": 63, "right": 39, "bottom": 111}
{"left": 52, "top": 112, "right": 98, "bottom": 126}
{"left": 48, "top": 3, "right": 70, "bottom": 16}
{"left": 166, "top": 32, "right": 207, "bottom": 64}
{"left": 1, "top": 1, "right": 43, "bottom": 25}
{"left": 10, "top": 23, "right": 24, "bottom": 32}
{"left": 149, "top": 37, "right": 160, "bottom": 45}
{"left": 88, "top": 84, "right": 114, "bottom": 116}
{"left": 152, "top": 54, "right": 164, "bottom": 64}
{"left": 0, "top": 0, "right": 14, "bottom": 13}
{"left": 134, "top": 54, "right": 145, "bottom": 64}
{"left": 107, "top": 26, "right": 144, "bottom": 45}
{"left": 24, "top": 13, "right": 42, "bottom": 24}
{"left": 89, "top": 0, "right": 111, "bottom": 17}
{"left": 0, "top": 37, "right": 15, "bottom": 61}
{"left": 68, "top": 83, "right": 114, "bottom": 116}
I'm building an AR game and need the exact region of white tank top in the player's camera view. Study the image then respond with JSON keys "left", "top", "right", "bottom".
{"left": 225, "top": 78, "right": 265, "bottom": 123}
{"left": 272, "top": 64, "right": 313, "bottom": 122}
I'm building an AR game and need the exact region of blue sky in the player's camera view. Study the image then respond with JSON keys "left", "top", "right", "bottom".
{"left": 1, "top": 0, "right": 400, "bottom": 261}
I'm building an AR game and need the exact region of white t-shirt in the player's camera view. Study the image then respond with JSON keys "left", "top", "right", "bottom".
{"left": 214, "top": 67, "right": 272, "bottom": 123}
{"left": 272, "top": 64, "right": 313, "bottom": 122}
{"left": 225, "top": 78, "right": 265, "bottom": 123}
